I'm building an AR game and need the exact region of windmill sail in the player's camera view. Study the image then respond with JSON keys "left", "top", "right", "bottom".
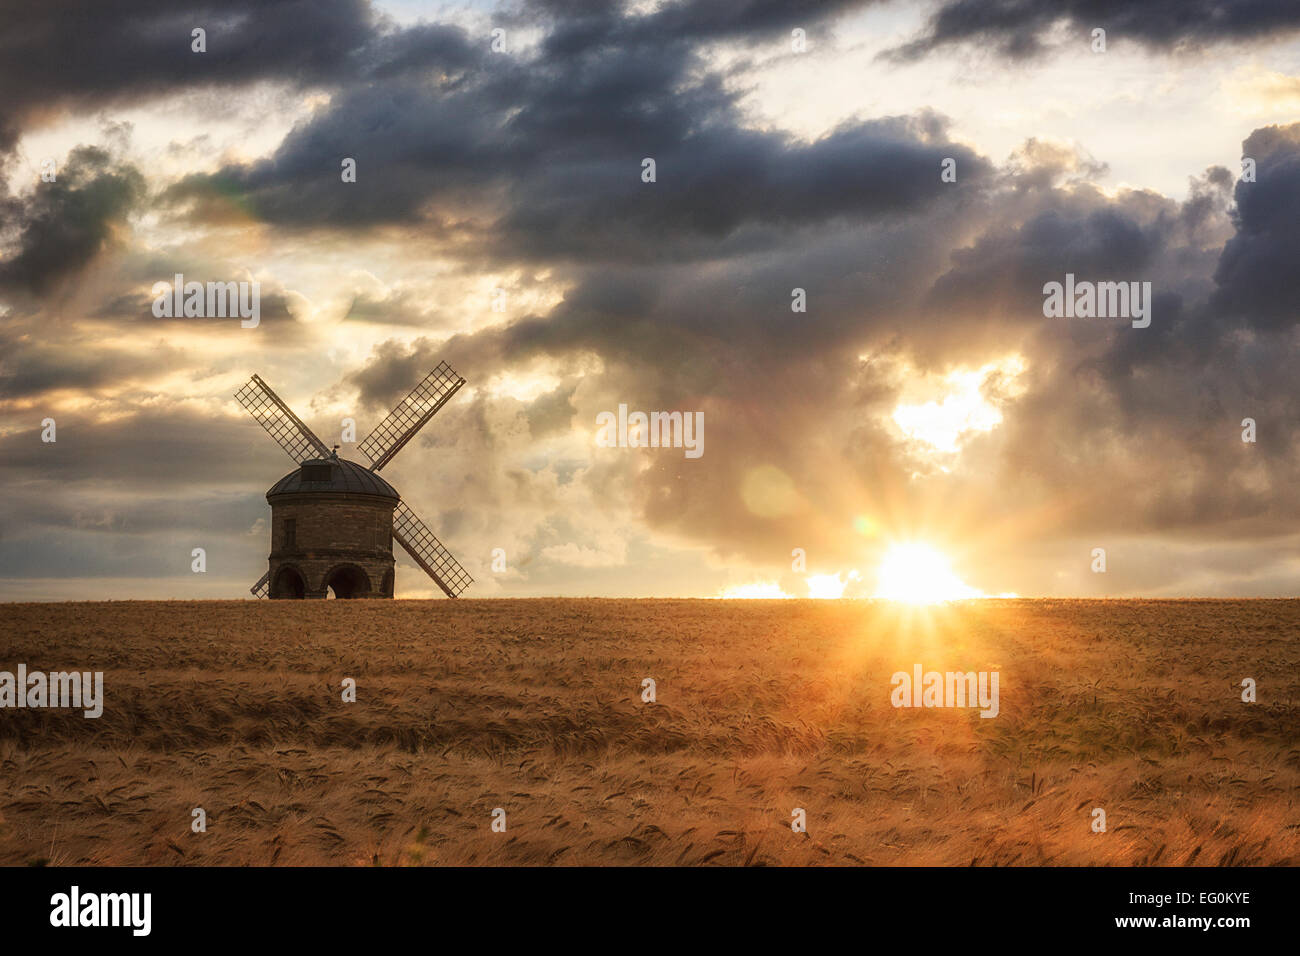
{"left": 391, "top": 501, "right": 474, "bottom": 598}
{"left": 358, "top": 361, "right": 465, "bottom": 471}
{"left": 250, "top": 571, "right": 269, "bottom": 599}
{"left": 234, "top": 374, "right": 330, "bottom": 463}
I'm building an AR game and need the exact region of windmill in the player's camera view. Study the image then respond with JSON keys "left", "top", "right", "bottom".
{"left": 234, "top": 362, "right": 473, "bottom": 599}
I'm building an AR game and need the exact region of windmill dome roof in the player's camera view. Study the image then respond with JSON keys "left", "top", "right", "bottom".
{"left": 266, "top": 457, "right": 400, "bottom": 501}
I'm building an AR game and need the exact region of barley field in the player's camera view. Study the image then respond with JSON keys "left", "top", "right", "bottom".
{"left": 1, "top": 599, "right": 1297, "bottom": 866}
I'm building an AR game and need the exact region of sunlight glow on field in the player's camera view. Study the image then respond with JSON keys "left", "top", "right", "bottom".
{"left": 807, "top": 571, "right": 859, "bottom": 598}
{"left": 718, "top": 570, "right": 863, "bottom": 599}
{"left": 715, "top": 553, "right": 998, "bottom": 603}
{"left": 717, "top": 581, "right": 790, "bottom": 599}
{"left": 874, "top": 542, "right": 984, "bottom": 603}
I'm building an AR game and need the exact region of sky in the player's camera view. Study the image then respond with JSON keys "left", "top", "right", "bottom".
{"left": 2, "top": 0, "right": 1299, "bottom": 600}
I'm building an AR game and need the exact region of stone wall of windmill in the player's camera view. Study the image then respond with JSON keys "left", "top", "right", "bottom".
{"left": 267, "top": 487, "right": 398, "bottom": 599}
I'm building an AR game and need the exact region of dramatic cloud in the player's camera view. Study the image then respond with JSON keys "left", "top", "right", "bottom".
{"left": 0, "top": 147, "right": 144, "bottom": 295}
{"left": 887, "top": 0, "right": 1300, "bottom": 61}
{"left": 1211, "top": 124, "right": 1300, "bottom": 330}
{"left": 0, "top": 0, "right": 383, "bottom": 153}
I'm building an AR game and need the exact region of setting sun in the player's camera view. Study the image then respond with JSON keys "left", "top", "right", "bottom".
{"left": 874, "top": 542, "right": 984, "bottom": 603}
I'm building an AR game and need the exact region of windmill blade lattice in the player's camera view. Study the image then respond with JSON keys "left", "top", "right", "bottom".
{"left": 392, "top": 501, "right": 474, "bottom": 598}
{"left": 235, "top": 374, "right": 331, "bottom": 463}
{"left": 250, "top": 571, "right": 269, "bottom": 599}
{"left": 358, "top": 361, "right": 465, "bottom": 471}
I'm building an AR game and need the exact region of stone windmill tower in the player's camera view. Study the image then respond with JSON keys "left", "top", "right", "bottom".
{"left": 234, "top": 363, "right": 473, "bottom": 599}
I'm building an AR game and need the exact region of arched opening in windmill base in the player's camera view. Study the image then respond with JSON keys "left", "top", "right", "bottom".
{"left": 324, "top": 565, "right": 370, "bottom": 599}
{"left": 272, "top": 566, "right": 306, "bottom": 599}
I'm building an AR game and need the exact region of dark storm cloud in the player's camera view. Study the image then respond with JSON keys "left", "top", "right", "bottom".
{"left": 338, "top": 201, "right": 969, "bottom": 431}
{"left": 1210, "top": 124, "right": 1300, "bottom": 331}
{"left": 346, "top": 336, "right": 451, "bottom": 411}
{"left": 930, "top": 204, "right": 1164, "bottom": 315}
{"left": 886, "top": 0, "right": 1300, "bottom": 61}
{"left": 162, "top": 3, "right": 990, "bottom": 256}
{"left": 0, "top": 147, "right": 145, "bottom": 295}
{"left": 0, "top": 0, "right": 874, "bottom": 155}
{"left": 912, "top": 181, "right": 1183, "bottom": 370}
{"left": 525, "top": 0, "right": 875, "bottom": 47}
{"left": 0, "top": 335, "right": 168, "bottom": 400}
{"left": 916, "top": 128, "right": 1300, "bottom": 543}
{"left": 0, "top": 0, "right": 396, "bottom": 153}
{"left": 0, "top": 406, "right": 283, "bottom": 490}
{"left": 494, "top": 113, "right": 992, "bottom": 261}
{"left": 1075, "top": 130, "right": 1300, "bottom": 393}
{"left": 0, "top": 406, "right": 288, "bottom": 581}
{"left": 162, "top": 75, "right": 503, "bottom": 228}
